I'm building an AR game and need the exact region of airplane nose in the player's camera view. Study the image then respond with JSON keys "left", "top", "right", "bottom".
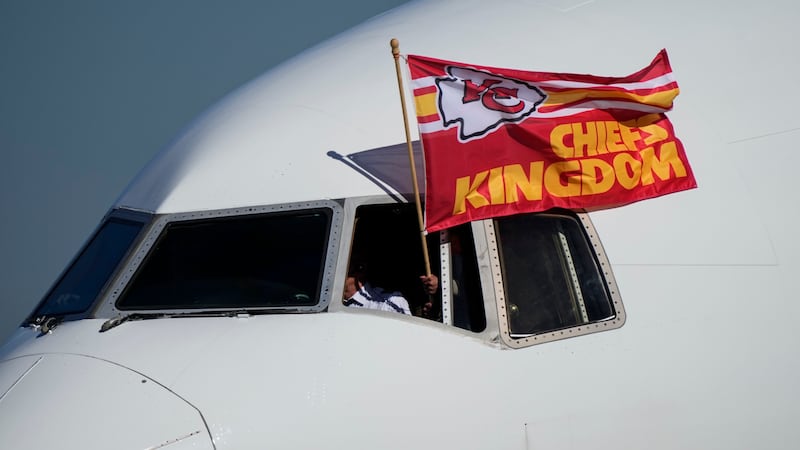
{"left": 0, "top": 354, "right": 214, "bottom": 449}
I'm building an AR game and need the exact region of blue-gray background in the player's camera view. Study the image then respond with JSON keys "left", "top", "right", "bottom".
{"left": 0, "top": 0, "right": 409, "bottom": 342}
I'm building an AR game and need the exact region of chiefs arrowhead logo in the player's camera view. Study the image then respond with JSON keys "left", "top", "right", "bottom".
{"left": 436, "top": 66, "right": 546, "bottom": 142}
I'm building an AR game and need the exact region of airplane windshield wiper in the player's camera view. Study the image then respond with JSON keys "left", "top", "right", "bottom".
{"left": 98, "top": 310, "right": 253, "bottom": 333}
{"left": 99, "top": 308, "right": 296, "bottom": 333}
{"left": 27, "top": 315, "right": 65, "bottom": 334}
{"left": 99, "top": 313, "right": 164, "bottom": 332}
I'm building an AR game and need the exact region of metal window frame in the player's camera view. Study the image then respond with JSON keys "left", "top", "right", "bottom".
{"left": 484, "top": 211, "right": 626, "bottom": 348}
{"left": 93, "top": 200, "right": 343, "bottom": 317}
{"left": 30, "top": 208, "right": 152, "bottom": 323}
{"left": 439, "top": 229, "right": 453, "bottom": 326}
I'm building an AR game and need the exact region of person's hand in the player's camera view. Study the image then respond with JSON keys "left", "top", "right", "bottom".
{"left": 420, "top": 274, "right": 438, "bottom": 295}
{"left": 422, "top": 299, "right": 434, "bottom": 318}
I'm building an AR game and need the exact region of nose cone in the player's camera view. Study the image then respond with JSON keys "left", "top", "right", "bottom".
{"left": 0, "top": 354, "right": 213, "bottom": 449}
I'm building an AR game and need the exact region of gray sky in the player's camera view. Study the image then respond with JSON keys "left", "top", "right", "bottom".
{"left": 0, "top": 0, "right": 409, "bottom": 342}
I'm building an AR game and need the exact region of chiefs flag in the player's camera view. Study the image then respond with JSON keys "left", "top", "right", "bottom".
{"left": 407, "top": 50, "right": 696, "bottom": 232}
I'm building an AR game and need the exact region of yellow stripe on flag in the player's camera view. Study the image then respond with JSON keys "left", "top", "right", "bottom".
{"left": 414, "top": 93, "right": 438, "bottom": 117}
{"left": 542, "top": 88, "right": 680, "bottom": 109}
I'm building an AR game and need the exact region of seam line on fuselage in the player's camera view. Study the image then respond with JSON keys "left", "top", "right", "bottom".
{"left": 0, "top": 356, "right": 42, "bottom": 403}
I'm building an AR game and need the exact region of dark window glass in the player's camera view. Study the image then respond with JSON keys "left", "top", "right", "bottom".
{"left": 448, "top": 224, "right": 486, "bottom": 332}
{"left": 495, "top": 212, "right": 614, "bottom": 336}
{"left": 35, "top": 218, "right": 143, "bottom": 316}
{"left": 116, "top": 209, "right": 331, "bottom": 310}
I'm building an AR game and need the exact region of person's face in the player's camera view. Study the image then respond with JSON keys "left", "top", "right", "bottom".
{"left": 343, "top": 276, "right": 358, "bottom": 300}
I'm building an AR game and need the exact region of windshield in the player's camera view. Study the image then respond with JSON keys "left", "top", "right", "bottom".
{"left": 116, "top": 209, "right": 331, "bottom": 310}
{"left": 495, "top": 212, "right": 615, "bottom": 336}
{"left": 34, "top": 217, "right": 144, "bottom": 317}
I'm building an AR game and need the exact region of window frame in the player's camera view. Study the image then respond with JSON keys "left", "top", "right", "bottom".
{"left": 484, "top": 210, "right": 625, "bottom": 348}
{"left": 29, "top": 208, "right": 151, "bottom": 322}
{"left": 94, "top": 200, "right": 343, "bottom": 317}
{"left": 335, "top": 198, "right": 498, "bottom": 336}
{"left": 438, "top": 225, "right": 489, "bottom": 333}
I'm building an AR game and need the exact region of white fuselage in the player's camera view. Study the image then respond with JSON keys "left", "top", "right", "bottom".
{"left": 2, "top": 1, "right": 799, "bottom": 448}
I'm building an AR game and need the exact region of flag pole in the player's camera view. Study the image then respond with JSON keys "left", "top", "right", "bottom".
{"left": 390, "top": 38, "right": 433, "bottom": 280}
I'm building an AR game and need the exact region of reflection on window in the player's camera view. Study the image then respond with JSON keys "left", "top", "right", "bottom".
{"left": 35, "top": 218, "right": 144, "bottom": 317}
{"left": 495, "top": 212, "right": 614, "bottom": 337}
{"left": 116, "top": 209, "right": 330, "bottom": 310}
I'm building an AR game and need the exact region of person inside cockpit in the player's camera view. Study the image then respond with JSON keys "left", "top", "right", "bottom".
{"left": 342, "top": 265, "right": 438, "bottom": 316}
{"left": 343, "top": 267, "right": 411, "bottom": 314}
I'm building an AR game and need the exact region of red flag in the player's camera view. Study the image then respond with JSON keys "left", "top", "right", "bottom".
{"left": 407, "top": 50, "right": 696, "bottom": 232}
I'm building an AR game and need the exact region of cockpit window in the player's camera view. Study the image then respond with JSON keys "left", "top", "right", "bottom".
{"left": 34, "top": 217, "right": 144, "bottom": 317}
{"left": 348, "top": 204, "right": 438, "bottom": 317}
{"left": 346, "top": 204, "right": 486, "bottom": 332}
{"left": 116, "top": 209, "right": 331, "bottom": 310}
{"left": 493, "top": 211, "right": 624, "bottom": 346}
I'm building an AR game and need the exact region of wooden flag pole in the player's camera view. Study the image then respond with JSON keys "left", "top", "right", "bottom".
{"left": 390, "top": 38, "right": 433, "bottom": 280}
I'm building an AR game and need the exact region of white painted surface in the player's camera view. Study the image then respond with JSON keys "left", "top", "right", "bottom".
{"left": 0, "top": 353, "right": 213, "bottom": 449}
{"left": 2, "top": 0, "right": 799, "bottom": 448}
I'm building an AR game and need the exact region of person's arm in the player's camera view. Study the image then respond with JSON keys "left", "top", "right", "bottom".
{"left": 419, "top": 274, "right": 439, "bottom": 318}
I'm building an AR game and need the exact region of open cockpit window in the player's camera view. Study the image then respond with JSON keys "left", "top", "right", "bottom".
{"left": 33, "top": 216, "right": 145, "bottom": 318}
{"left": 492, "top": 210, "right": 624, "bottom": 347}
{"left": 345, "top": 203, "right": 486, "bottom": 332}
{"left": 116, "top": 207, "right": 333, "bottom": 311}
{"left": 347, "top": 204, "right": 438, "bottom": 317}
